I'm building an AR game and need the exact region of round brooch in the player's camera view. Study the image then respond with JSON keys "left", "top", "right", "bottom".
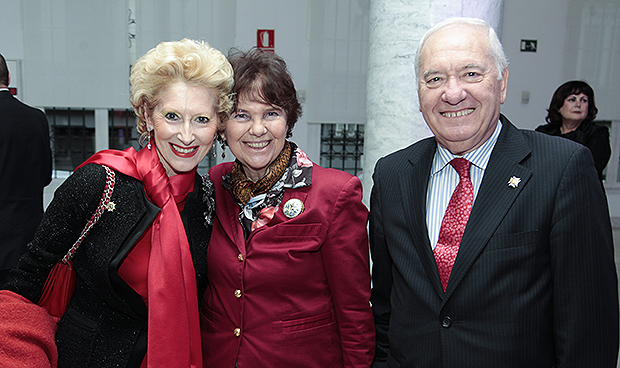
{"left": 283, "top": 198, "right": 304, "bottom": 219}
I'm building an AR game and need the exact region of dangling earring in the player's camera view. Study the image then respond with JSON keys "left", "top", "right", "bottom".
{"left": 146, "top": 127, "right": 152, "bottom": 150}
{"left": 211, "top": 139, "right": 217, "bottom": 158}
{"left": 220, "top": 138, "right": 227, "bottom": 159}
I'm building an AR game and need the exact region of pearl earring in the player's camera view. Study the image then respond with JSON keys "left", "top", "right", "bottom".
{"left": 147, "top": 128, "right": 152, "bottom": 150}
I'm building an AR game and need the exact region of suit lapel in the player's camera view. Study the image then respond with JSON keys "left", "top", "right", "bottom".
{"left": 400, "top": 139, "right": 447, "bottom": 296}
{"left": 211, "top": 165, "right": 246, "bottom": 251}
{"left": 223, "top": 190, "right": 247, "bottom": 248}
{"left": 443, "top": 118, "right": 532, "bottom": 298}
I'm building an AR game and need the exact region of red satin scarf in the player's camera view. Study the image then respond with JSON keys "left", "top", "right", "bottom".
{"left": 77, "top": 144, "right": 202, "bottom": 368}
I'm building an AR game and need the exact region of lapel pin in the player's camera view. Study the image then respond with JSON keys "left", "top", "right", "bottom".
{"left": 507, "top": 176, "right": 521, "bottom": 188}
{"left": 106, "top": 202, "right": 116, "bottom": 212}
{"left": 283, "top": 198, "right": 304, "bottom": 219}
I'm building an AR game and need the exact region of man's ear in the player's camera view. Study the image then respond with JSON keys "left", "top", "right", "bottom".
{"left": 499, "top": 68, "right": 509, "bottom": 104}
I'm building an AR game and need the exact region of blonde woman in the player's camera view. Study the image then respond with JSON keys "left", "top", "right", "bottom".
{"left": 2, "top": 39, "right": 233, "bottom": 368}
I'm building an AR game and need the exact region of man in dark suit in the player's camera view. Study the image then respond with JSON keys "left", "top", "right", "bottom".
{"left": 369, "top": 18, "right": 619, "bottom": 367}
{"left": 0, "top": 53, "right": 52, "bottom": 286}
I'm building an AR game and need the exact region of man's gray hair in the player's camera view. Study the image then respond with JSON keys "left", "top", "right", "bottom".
{"left": 414, "top": 17, "right": 508, "bottom": 82}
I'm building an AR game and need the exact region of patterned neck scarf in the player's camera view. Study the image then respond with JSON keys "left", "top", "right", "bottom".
{"left": 230, "top": 140, "right": 292, "bottom": 205}
{"left": 224, "top": 141, "right": 313, "bottom": 236}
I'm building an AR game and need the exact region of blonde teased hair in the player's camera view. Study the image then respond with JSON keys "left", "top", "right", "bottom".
{"left": 130, "top": 38, "right": 234, "bottom": 142}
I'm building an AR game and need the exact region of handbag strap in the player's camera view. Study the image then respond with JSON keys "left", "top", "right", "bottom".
{"left": 61, "top": 165, "right": 116, "bottom": 264}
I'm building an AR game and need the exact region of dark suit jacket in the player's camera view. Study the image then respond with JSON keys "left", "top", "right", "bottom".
{"left": 370, "top": 115, "right": 619, "bottom": 368}
{"left": 0, "top": 90, "right": 52, "bottom": 271}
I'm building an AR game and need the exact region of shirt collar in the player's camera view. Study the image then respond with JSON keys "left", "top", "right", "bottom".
{"left": 431, "top": 119, "right": 503, "bottom": 175}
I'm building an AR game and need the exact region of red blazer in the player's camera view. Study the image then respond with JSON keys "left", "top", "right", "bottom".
{"left": 201, "top": 161, "right": 375, "bottom": 367}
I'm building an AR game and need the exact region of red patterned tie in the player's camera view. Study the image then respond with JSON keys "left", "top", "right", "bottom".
{"left": 434, "top": 158, "right": 473, "bottom": 291}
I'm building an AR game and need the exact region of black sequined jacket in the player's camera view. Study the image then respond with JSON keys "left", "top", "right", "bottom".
{"left": 5, "top": 164, "right": 212, "bottom": 368}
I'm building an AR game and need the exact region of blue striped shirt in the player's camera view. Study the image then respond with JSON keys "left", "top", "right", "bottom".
{"left": 426, "top": 121, "right": 502, "bottom": 250}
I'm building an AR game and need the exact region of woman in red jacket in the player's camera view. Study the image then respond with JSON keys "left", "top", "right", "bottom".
{"left": 201, "top": 48, "right": 375, "bottom": 367}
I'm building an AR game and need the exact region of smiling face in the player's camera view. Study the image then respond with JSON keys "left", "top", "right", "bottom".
{"left": 418, "top": 23, "right": 508, "bottom": 155}
{"left": 224, "top": 97, "right": 288, "bottom": 182}
{"left": 145, "top": 81, "right": 218, "bottom": 177}
{"left": 559, "top": 93, "right": 589, "bottom": 126}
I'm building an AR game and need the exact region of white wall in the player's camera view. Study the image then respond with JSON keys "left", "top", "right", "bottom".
{"left": 502, "top": 0, "right": 620, "bottom": 128}
{"left": 501, "top": 0, "right": 620, "bottom": 219}
{"left": 0, "top": 1, "right": 25, "bottom": 99}
{"left": 232, "top": 0, "right": 311, "bottom": 154}
{"left": 135, "top": 0, "right": 237, "bottom": 64}
{"left": 500, "top": 0, "right": 569, "bottom": 130}
{"left": 1, "top": 0, "right": 618, "bottom": 219}
{"left": 21, "top": 1, "right": 130, "bottom": 109}
{"left": 0, "top": 0, "right": 240, "bottom": 110}
{"left": 0, "top": 2, "right": 24, "bottom": 57}
{"left": 2, "top": 0, "right": 616, "bottom": 132}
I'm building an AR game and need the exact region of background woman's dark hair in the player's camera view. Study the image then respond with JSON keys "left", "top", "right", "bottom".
{"left": 545, "top": 80, "right": 598, "bottom": 127}
{"left": 228, "top": 47, "right": 302, "bottom": 138}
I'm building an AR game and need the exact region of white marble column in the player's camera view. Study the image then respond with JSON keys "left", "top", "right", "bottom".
{"left": 362, "top": 0, "right": 504, "bottom": 205}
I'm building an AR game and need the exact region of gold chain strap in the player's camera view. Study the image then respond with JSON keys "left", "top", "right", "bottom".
{"left": 61, "top": 165, "right": 115, "bottom": 264}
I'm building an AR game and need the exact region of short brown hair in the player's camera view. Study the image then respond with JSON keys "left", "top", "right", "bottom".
{"left": 227, "top": 48, "right": 302, "bottom": 138}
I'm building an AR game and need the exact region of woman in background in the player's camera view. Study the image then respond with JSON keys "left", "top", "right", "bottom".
{"left": 536, "top": 80, "right": 611, "bottom": 181}
{"left": 201, "top": 48, "right": 375, "bottom": 367}
{"left": 1, "top": 39, "right": 233, "bottom": 368}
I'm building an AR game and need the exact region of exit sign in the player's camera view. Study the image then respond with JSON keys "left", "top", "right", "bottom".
{"left": 520, "top": 39, "right": 537, "bottom": 52}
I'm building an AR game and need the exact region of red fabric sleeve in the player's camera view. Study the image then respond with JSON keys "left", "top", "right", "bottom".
{"left": 0, "top": 290, "right": 58, "bottom": 368}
